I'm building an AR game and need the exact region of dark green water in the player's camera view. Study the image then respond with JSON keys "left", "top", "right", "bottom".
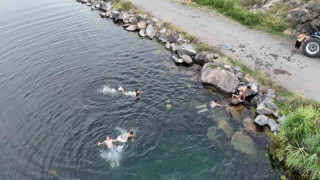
{"left": 0, "top": 0, "right": 282, "bottom": 179}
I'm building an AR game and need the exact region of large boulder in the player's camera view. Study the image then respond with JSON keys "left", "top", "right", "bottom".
{"left": 170, "top": 43, "right": 179, "bottom": 52}
{"left": 218, "top": 120, "right": 234, "bottom": 138}
{"left": 100, "top": 2, "right": 112, "bottom": 12}
{"left": 139, "top": 29, "right": 146, "bottom": 37}
{"left": 200, "top": 63, "right": 240, "bottom": 93}
{"left": 129, "top": 16, "right": 138, "bottom": 25}
{"left": 181, "top": 55, "right": 193, "bottom": 65}
{"left": 254, "top": 115, "right": 268, "bottom": 126}
{"left": 146, "top": 24, "right": 157, "bottom": 39}
{"left": 177, "top": 43, "right": 197, "bottom": 56}
{"left": 231, "top": 131, "right": 256, "bottom": 156}
{"left": 170, "top": 56, "right": 183, "bottom": 64}
{"left": 157, "top": 27, "right": 168, "bottom": 43}
{"left": 126, "top": 25, "right": 137, "bottom": 32}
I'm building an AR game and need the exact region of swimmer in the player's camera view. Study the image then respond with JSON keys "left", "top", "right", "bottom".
{"left": 118, "top": 86, "right": 141, "bottom": 97}
{"left": 197, "top": 100, "right": 224, "bottom": 113}
{"left": 117, "top": 131, "right": 134, "bottom": 142}
{"left": 98, "top": 136, "right": 118, "bottom": 153}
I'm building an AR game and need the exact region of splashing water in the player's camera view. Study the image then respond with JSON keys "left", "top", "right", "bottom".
{"left": 100, "top": 145, "right": 125, "bottom": 168}
{"left": 101, "top": 86, "right": 118, "bottom": 95}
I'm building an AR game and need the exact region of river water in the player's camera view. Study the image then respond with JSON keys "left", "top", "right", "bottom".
{"left": 0, "top": 0, "right": 283, "bottom": 179}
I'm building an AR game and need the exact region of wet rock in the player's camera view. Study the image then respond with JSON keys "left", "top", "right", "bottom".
{"left": 137, "top": 21, "right": 147, "bottom": 30}
{"left": 170, "top": 43, "right": 179, "bottom": 52}
{"left": 165, "top": 42, "right": 171, "bottom": 50}
{"left": 139, "top": 29, "right": 146, "bottom": 37}
{"left": 200, "top": 63, "right": 240, "bottom": 93}
{"left": 257, "top": 101, "right": 279, "bottom": 117}
{"left": 123, "top": 24, "right": 130, "bottom": 28}
{"left": 110, "top": 11, "right": 120, "bottom": 19}
{"left": 267, "top": 119, "right": 279, "bottom": 132}
{"left": 231, "top": 98, "right": 244, "bottom": 105}
{"left": 170, "top": 56, "right": 183, "bottom": 64}
{"left": 146, "top": 24, "right": 157, "bottom": 39}
{"left": 81, "top": 0, "right": 88, "bottom": 3}
{"left": 99, "top": 12, "right": 106, "bottom": 18}
{"left": 91, "top": 1, "right": 102, "bottom": 8}
{"left": 100, "top": 2, "right": 112, "bottom": 12}
{"left": 106, "top": 11, "right": 112, "bottom": 18}
{"left": 177, "top": 43, "right": 197, "bottom": 57}
{"left": 181, "top": 55, "right": 193, "bottom": 65}
{"left": 126, "top": 25, "right": 137, "bottom": 32}
{"left": 244, "top": 83, "right": 260, "bottom": 97}
{"left": 218, "top": 120, "right": 234, "bottom": 138}
{"left": 129, "top": 16, "right": 138, "bottom": 25}
{"left": 243, "top": 117, "right": 257, "bottom": 134}
{"left": 231, "top": 131, "right": 256, "bottom": 155}
{"left": 254, "top": 115, "right": 268, "bottom": 126}
{"left": 226, "top": 106, "right": 244, "bottom": 123}
{"left": 122, "top": 12, "right": 130, "bottom": 21}
{"left": 277, "top": 115, "right": 286, "bottom": 125}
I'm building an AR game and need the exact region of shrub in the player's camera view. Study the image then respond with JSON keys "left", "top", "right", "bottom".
{"left": 213, "top": 0, "right": 224, "bottom": 9}
{"left": 223, "top": 0, "right": 234, "bottom": 11}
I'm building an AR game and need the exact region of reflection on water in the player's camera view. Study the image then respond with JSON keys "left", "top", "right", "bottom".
{"left": 0, "top": 0, "right": 283, "bottom": 179}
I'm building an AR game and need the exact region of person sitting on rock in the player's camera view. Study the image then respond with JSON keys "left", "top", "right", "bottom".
{"left": 292, "top": 32, "right": 309, "bottom": 53}
{"left": 232, "top": 86, "right": 251, "bottom": 101}
{"left": 196, "top": 100, "right": 222, "bottom": 113}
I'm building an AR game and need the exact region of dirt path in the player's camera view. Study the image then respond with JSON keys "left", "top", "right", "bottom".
{"left": 131, "top": 0, "right": 320, "bottom": 101}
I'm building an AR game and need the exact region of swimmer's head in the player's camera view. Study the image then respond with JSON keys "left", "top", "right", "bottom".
{"left": 106, "top": 136, "right": 110, "bottom": 140}
{"left": 247, "top": 86, "right": 251, "bottom": 90}
{"left": 135, "top": 89, "right": 138, "bottom": 92}
{"left": 214, "top": 99, "right": 218, "bottom": 103}
{"left": 130, "top": 131, "right": 134, "bottom": 135}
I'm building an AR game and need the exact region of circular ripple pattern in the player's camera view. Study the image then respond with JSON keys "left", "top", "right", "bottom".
{"left": 0, "top": 0, "right": 281, "bottom": 179}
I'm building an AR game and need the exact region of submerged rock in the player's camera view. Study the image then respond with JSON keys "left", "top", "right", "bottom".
{"left": 231, "top": 131, "right": 256, "bottom": 156}
{"left": 218, "top": 120, "right": 234, "bottom": 138}
{"left": 254, "top": 115, "right": 268, "bottom": 126}
{"left": 200, "top": 63, "right": 240, "bottom": 93}
{"left": 207, "top": 126, "right": 220, "bottom": 143}
{"left": 243, "top": 117, "right": 257, "bottom": 134}
{"left": 177, "top": 43, "right": 197, "bottom": 56}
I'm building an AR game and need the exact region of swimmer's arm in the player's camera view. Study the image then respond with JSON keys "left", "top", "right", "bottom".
{"left": 97, "top": 141, "right": 106, "bottom": 146}
{"left": 112, "top": 139, "right": 118, "bottom": 142}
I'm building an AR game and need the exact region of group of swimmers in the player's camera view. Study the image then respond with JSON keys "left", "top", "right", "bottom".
{"left": 98, "top": 131, "right": 134, "bottom": 152}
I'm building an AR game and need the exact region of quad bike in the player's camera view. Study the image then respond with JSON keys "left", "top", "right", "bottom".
{"left": 303, "top": 32, "right": 320, "bottom": 58}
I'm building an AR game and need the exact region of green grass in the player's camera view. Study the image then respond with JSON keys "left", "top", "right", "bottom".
{"left": 191, "top": 0, "right": 287, "bottom": 34}
{"left": 273, "top": 106, "right": 320, "bottom": 179}
{"left": 111, "top": 0, "right": 133, "bottom": 11}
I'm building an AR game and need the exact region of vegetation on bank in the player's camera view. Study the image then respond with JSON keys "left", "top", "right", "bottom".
{"left": 189, "top": 0, "right": 287, "bottom": 35}
{"left": 111, "top": 0, "right": 133, "bottom": 11}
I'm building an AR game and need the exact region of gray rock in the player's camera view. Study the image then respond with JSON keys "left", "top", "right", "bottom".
{"left": 232, "top": 66, "right": 240, "bottom": 73}
{"left": 146, "top": 24, "right": 157, "bottom": 39}
{"left": 99, "top": 12, "right": 106, "bottom": 18}
{"left": 177, "top": 43, "right": 197, "bottom": 57}
{"left": 165, "top": 42, "right": 171, "bottom": 50}
{"left": 110, "top": 11, "right": 120, "bottom": 19}
{"left": 137, "top": 21, "right": 147, "bottom": 29}
{"left": 257, "top": 101, "right": 279, "bottom": 117}
{"left": 250, "top": 93, "right": 273, "bottom": 106}
{"left": 106, "top": 11, "right": 112, "bottom": 17}
{"left": 167, "top": 31, "right": 179, "bottom": 43}
{"left": 129, "top": 16, "right": 138, "bottom": 25}
{"left": 200, "top": 63, "right": 240, "bottom": 93}
{"left": 254, "top": 115, "right": 268, "bottom": 126}
{"left": 181, "top": 55, "right": 193, "bottom": 65}
{"left": 204, "top": 53, "right": 219, "bottom": 63}
{"left": 265, "top": 89, "right": 276, "bottom": 99}
{"left": 126, "top": 25, "right": 137, "bottom": 32}
{"left": 276, "top": 96, "right": 285, "bottom": 102}
{"left": 170, "top": 56, "right": 183, "bottom": 64}
{"left": 194, "top": 52, "right": 206, "bottom": 65}
{"left": 122, "top": 12, "right": 130, "bottom": 21}
{"left": 100, "top": 2, "right": 112, "bottom": 12}
{"left": 157, "top": 27, "right": 168, "bottom": 43}
{"left": 86, "top": 2, "right": 91, "bottom": 6}
{"left": 244, "top": 83, "right": 260, "bottom": 97}
{"left": 277, "top": 115, "right": 286, "bottom": 125}
{"left": 267, "top": 119, "right": 279, "bottom": 132}
{"left": 231, "top": 98, "right": 244, "bottom": 105}
{"left": 139, "top": 29, "right": 146, "bottom": 37}
{"left": 236, "top": 72, "right": 246, "bottom": 82}
{"left": 92, "top": 1, "right": 101, "bottom": 8}
{"left": 137, "top": 14, "right": 148, "bottom": 22}
{"left": 81, "top": 0, "right": 88, "bottom": 3}
{"left": 170, "top": 43, "right": 179, "bottom": 52}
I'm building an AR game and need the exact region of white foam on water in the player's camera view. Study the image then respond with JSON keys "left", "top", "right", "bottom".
{"left": 100, "top": 146, "right": 122, "bottom": 168}
{"left": 101, "top": 85, "right": 118, "bottom": 95}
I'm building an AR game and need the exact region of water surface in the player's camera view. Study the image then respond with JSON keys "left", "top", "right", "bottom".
{"left": 0, "top": 0, "right": 282, "bottom": 179}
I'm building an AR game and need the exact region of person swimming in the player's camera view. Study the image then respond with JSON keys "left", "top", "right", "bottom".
{"left": 117, "top": 131, "right": 134, "bottom": 142}
{"left": 119, "top": 86, "right": 140, "bottom": 97}
{"left": 196, "top": 100, "right": 223, "bottom": 113}
{"left": 98, "top": 136, "right": 118, "bottom": 153}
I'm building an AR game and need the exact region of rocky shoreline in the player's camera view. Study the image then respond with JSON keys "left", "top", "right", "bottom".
{"left": 76, "top": 0, "right": 287, "bottom": 150}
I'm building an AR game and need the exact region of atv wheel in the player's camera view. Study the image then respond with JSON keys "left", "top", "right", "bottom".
{"left": 303, "top": 38, "right": 320, "bottom": 57}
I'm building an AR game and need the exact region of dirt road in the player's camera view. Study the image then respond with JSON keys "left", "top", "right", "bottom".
{"left": 131, "top": 0, "right": 320, "bottom": 101}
